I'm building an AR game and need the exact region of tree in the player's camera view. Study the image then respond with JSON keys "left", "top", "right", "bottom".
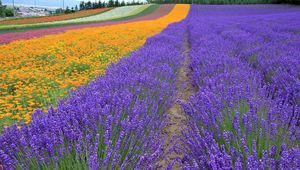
{"left": 79, "top": 1, "right": 85, "bottom": 10}
{"left": 115, "top": 0, "right": 120, "bottom": 6}
{"left": 85, "top": 1, "right": 92, "bottom": 9}
{"left": 4, "top": 7, "right": 14, "bottom": 16}
{"left": 108, "top": 0, "right": 114, "bottom": 7}
{"left": 97, "top": 1, "right": 102, "bottom": 8}
{"left": 0, "top": 2, "right": 5, "bottom": 17}
{"left": 0, "top": 0, "right": 2, "bottom": 15}
{"left": 102, "top": 1, "right": 107, "bottom": 7}
{"left": 65, "top": 6, "right": 71, "bottom": 13}
{"left": 121, "top": 0, "right": 126, "bottom": 6}
{"left": 75, "top": 5, "right": 79, "bottom": 11}
{"left": 0, "top": 1, "right": 15, "bottom": 18}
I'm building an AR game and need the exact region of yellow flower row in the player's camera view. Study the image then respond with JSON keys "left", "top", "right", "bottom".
{"left": 0, "top": 5, "right": 190, "bottom": 126}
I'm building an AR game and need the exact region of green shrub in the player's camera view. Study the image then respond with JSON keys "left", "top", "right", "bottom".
{"left": 4, "top": 7, "right": 14, "bottom": 17}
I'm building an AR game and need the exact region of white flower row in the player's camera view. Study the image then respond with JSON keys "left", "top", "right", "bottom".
{"left": 63, "top": 5, "right": 150, "bottom": 23}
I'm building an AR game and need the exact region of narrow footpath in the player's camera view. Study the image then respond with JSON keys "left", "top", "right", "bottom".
{"left": 159, "top": 32, "right": 194, "bottom": 169}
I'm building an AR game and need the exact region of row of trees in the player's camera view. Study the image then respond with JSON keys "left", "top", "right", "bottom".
{"left": 149, "top": 0, "right": 299, "bottom": 4}
{"left": 0, "top": 0, "right": 14, "bottom": 17}
{"left": 60, "top": 0, "right": 145, "bottom": 14}
{"left": 78, "top": 0, "right": 145, "bottom": 10}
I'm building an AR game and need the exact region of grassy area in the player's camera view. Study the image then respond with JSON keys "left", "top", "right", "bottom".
{"left": 0, "top": 5, "right": 157, "bottom": 34}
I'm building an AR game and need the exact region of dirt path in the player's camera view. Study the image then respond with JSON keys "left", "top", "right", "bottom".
{"left": 159, "top": 33, "right": 194, "bottom": 169}
{"left": 0, "top": 5, "right": 174, "bottom": 44}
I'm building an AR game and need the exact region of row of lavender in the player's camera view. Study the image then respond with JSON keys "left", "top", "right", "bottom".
{"left": 181, "top": 5, "right": 300, "bottom": 169}
{"left": 0, "top": 21, "right": 187, "bottom": 169}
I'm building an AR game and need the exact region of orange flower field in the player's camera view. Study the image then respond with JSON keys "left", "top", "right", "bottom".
{"left": 0, "top": 8, "right": 110, "bottom": 25}
{"left": 0, "top": 4, "right": 190, "bottom": 126}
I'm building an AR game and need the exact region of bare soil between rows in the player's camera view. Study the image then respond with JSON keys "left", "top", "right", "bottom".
{"left": 158, "top": 33, "right": 195, "bottom": 170}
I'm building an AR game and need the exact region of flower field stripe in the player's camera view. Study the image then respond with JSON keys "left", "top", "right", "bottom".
{"left": 0, "top": 8, "right": 111, "bottom": 25}
{"left": 0, "top": 5, "right": 189, "bottom": 169}
{"left": 0, "top": 5, "right": 151, "bottom": 32}
{"left": 103, "top": 3, "right": 161, "bottom": 22}
{"left": 0, "top": 4, "right": 189, "bottom": 129}
{"left": 0, "top": 5, "right": 174, "bottom": 44}
{"left": 30, "top": 5, "right": 150, "bottom": 24}
{"left": 180, "top": 5, "right": 300, "bottom": 169}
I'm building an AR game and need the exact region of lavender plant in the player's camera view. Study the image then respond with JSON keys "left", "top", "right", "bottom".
{"left": 181, "top": 5, "right": 300, "bottom": 169}
{"left": 0, "top": 21, "right": 187, "bottom": 170}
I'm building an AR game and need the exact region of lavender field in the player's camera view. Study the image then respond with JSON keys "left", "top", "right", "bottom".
{"left": 182, "top": 5, "right": 300, "bottom": 169}
{"left": 1, "top": 4, "right": 300, "bottom": 170}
